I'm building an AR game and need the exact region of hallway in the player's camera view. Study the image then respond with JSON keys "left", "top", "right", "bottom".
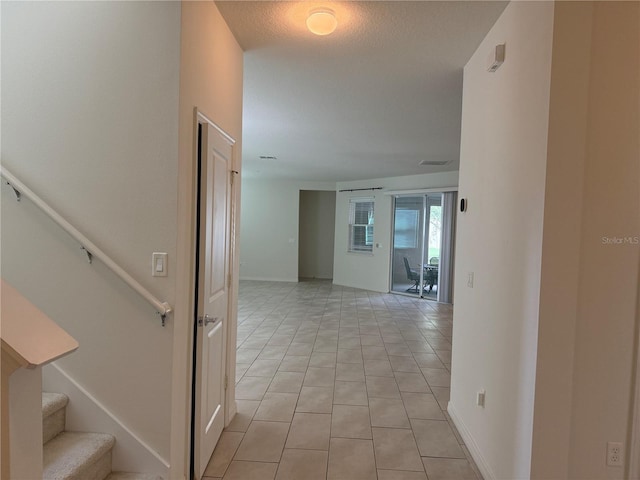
{"left": 203, "top": 280, "right": 481, "bottom": 479}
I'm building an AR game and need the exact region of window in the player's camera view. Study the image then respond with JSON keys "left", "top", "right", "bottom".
{"left": 348, "top": 197, "right": 374, "bottom": 253}
{"left": 428, "top": 204, "right": 442, "bottom": 260}
{"left": 394, "top": 209, "right": 420, "bottom": 248}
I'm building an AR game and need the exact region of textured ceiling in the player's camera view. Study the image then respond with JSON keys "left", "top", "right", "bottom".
{"left": 217, "top": 1, "right": 507, "bottom": 182}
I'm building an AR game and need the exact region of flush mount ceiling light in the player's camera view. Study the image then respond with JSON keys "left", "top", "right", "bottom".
{"left": 306, "top": 8, "right": 338, "bottom": 36}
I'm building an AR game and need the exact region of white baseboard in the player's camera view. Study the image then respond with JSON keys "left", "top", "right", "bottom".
{"left": 43, "top": 363, "right": 169, "bottom": 478}
{"left": 447, "top": 401, "right": 496, "bottom": 480}
{"left": 239, "top": 276, "right": 299, "bottom": 282}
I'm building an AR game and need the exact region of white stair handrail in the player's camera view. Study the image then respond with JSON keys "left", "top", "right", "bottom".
{"left": 1, "top": 166, "right": 172, "bottom": 325}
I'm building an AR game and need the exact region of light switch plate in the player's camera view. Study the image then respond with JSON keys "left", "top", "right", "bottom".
{"left": 152, "top": 252, "right": 168, "bottom": 277}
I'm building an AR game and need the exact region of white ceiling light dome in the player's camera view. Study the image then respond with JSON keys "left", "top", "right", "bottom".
{"left": 306, "top": 8, "right": 338, "bottom": 36}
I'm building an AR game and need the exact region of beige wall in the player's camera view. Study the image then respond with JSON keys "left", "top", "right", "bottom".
{"left": 239, "top": 180, "right": 302, "bottom": 282}
{"left": 453, "top": 2, "right": 640, "bottom": 479}
{"left": 449, "top": 2, "right": 554, "bottom": 479}
{"left": 1, "top": 2, "right": 246, "bottom": 476}
{"left": 530, "top": 3, "right": 594, "bottom": 477}
{"left": 239, "top": 179, "right": 335, "bottom": 282}
{"left": 1, "top": 1, "right": 181, "bottom": 464}
{"left": 533, "top": 3, "right": 640, "bottom": 479}
{"left": 560, "top": 3, "right": 638, "bottom": 479}
{"left": 171, "top": 2, "right": 244, "bottom": 477}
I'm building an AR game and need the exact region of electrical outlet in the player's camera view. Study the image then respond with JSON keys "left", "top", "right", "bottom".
{"left": 476, "top": 390, "right": 486, "bottom": 407}
{"left": 467, "top": 272, "right": 474, "bottom": 288}
{"left": 607, "top": 442, "right": 623, "bottom": 467}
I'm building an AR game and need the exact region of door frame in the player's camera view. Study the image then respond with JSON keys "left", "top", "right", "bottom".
{"left": 170, "top": 108, "right": 239, "bottom": 480}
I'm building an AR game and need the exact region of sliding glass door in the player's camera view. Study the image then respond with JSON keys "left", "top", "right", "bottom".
{"left": 390, "top": 191, "right": 457, "bottom": 303}
{"left": 391, "top": 196, "right": 426, "bottom": 296}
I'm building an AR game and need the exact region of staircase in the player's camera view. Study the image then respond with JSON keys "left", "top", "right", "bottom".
{"left": 42, "top": 393, "right": 161, "bottom": 480}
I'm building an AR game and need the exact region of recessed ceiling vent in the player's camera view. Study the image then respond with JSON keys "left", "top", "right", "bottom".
{"left": 419, "top": 159, "right": 449, "bottom": 166}
{"left": 259, "top": 155, "right": 277, "bottom": 160}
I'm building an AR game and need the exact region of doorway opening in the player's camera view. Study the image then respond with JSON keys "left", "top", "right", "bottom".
{"left": 390, "top": 191, "right": 457, "bottom": 303}
{"left": 298, "top": 190, "right": 336, "bottom": 281}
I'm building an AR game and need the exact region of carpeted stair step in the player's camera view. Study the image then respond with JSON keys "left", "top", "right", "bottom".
{"left": 44, "top": 431, "right": 115, "bottom": 480}
{"left": 105, "top": 473, "right": 163, "bottom": 480}
{"left": 43, "top": 392, "right": 69, "bottom": 444}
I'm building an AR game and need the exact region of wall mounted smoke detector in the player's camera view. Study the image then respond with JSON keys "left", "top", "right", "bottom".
{"left": 487, "top": 43, "right": 506, "bottom": 72}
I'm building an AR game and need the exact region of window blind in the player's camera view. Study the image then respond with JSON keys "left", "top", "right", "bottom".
{"left": 348, "top": 197, "right": 374, "bottom": 253}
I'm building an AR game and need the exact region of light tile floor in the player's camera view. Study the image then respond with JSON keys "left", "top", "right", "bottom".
{"left": 204, "top": 279, "right": 482, "bottom": 480}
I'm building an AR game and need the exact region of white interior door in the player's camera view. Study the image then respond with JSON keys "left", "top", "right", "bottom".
{"left": 194, "top": 122, "right": 233, "bottom": 479}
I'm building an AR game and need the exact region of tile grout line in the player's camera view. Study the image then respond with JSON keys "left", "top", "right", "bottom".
{"left": 218, "top": 280, "right": 472, "bottom": 480}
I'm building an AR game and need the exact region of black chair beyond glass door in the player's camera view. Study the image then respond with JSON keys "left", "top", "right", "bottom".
{"left": 403, "top": 257, "right": 421, "bottom": 293}
{"left": 425, "top": 257, "right": 439, "bottom": 292}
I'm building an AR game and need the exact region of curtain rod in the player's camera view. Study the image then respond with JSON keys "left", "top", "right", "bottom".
{"left": 338, "top": 187, "right": 384, "bottom": 193}
{"left": 383, "top": 187, "right": 458, "bottom": 196}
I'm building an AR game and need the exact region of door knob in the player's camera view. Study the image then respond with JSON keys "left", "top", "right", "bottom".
{"left": 198, "top": 314, "right": 219, "bottom": 327}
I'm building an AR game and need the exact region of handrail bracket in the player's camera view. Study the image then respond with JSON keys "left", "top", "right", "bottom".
{"left": 157, "top": 302, "right": 172, "bottom": 327}
{"left": 81, "top": 247, "right": 93, "bottom": 264}
{"left": 5, "top": 181, "right": 22, "bottom": 202}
